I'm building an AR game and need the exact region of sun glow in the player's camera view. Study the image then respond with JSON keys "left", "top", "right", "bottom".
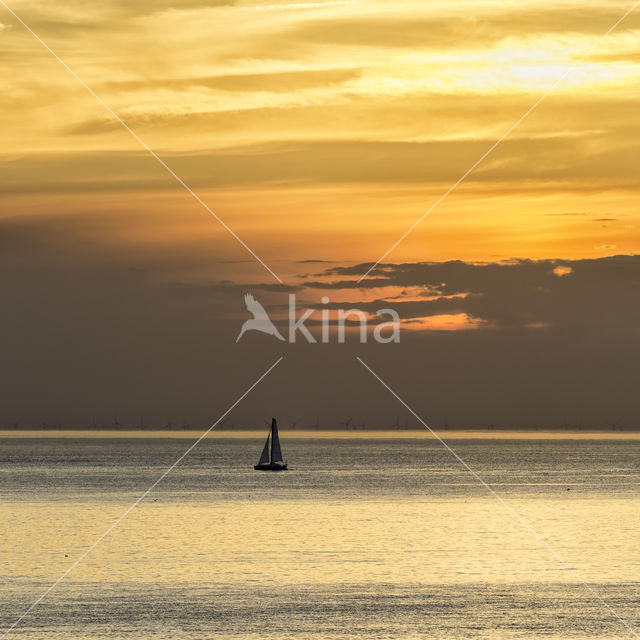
{"left": 0, "top": 0, "right": 639, "bottom": 269}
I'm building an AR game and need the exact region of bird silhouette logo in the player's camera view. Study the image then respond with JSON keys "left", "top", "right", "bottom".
{"left": 236, "top": 293, "right": 285, "bottom": 343}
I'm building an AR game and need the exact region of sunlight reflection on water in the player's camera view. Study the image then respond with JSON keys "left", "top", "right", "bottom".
{"left": 0, "top": 435, "right": 638, "bottom": 639}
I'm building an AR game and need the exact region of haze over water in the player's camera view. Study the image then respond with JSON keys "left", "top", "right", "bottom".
{"left": 1, "top": 433, "right": 638, "bottom": 639}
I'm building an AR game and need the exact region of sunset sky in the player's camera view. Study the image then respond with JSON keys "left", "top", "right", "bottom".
{"left": 1, "top": 0, "right": 639, "bottom": 427}
{"left": 2, "top": 0, "right": 640, "bottom": 266}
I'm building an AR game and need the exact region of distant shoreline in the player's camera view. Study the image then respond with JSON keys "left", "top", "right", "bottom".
{"left": 1, "top": 429, "right": 639, "bottom": 440}
{"left": 2, "top": 425, "right": 639, "bottom": 432}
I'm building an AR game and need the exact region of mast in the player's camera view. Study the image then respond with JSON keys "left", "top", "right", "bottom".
{"left": 270, "top": 418, "right": 275, "bottom": 463}
{"left": 270, "top": 417, "right": 283, "bottom": 463}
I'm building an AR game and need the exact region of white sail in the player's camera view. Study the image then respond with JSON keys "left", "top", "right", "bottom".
{"left": 270, "top": 418, "right": 283, "bottom": 463}
{"left": 258, "top": 434, "right": 270, "bottom": 465}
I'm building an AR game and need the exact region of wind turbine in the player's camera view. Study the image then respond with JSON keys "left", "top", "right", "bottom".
{"left": 340, "top": 417, "right": 353, "bottom": 430}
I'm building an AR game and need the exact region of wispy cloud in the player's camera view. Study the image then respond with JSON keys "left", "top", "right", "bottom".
{"left": 2, "top": 0, "right": 640, "bottom": 266}
{"left": 302, "top": 255, "right": 640, "bottom": 331}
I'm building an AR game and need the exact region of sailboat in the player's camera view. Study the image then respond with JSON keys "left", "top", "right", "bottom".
{"left": 254, "top": 418, "right": 288, "bottom": 471}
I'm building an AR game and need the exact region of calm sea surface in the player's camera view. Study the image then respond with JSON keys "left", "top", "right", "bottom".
{"left": 0, "top": 433, "right": 638, "bottom": 639}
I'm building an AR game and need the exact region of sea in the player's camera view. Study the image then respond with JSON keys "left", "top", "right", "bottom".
{"left": 0, "top": 431, "right": 638, "bottom": 639}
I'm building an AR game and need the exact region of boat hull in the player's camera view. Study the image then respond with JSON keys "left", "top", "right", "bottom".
{"left": 254, "top": 462, "right": 288, "bottom": 471}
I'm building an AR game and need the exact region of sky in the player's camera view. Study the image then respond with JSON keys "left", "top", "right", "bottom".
{"left": 1, "top": 0, "right": 639, "bottom": 428}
